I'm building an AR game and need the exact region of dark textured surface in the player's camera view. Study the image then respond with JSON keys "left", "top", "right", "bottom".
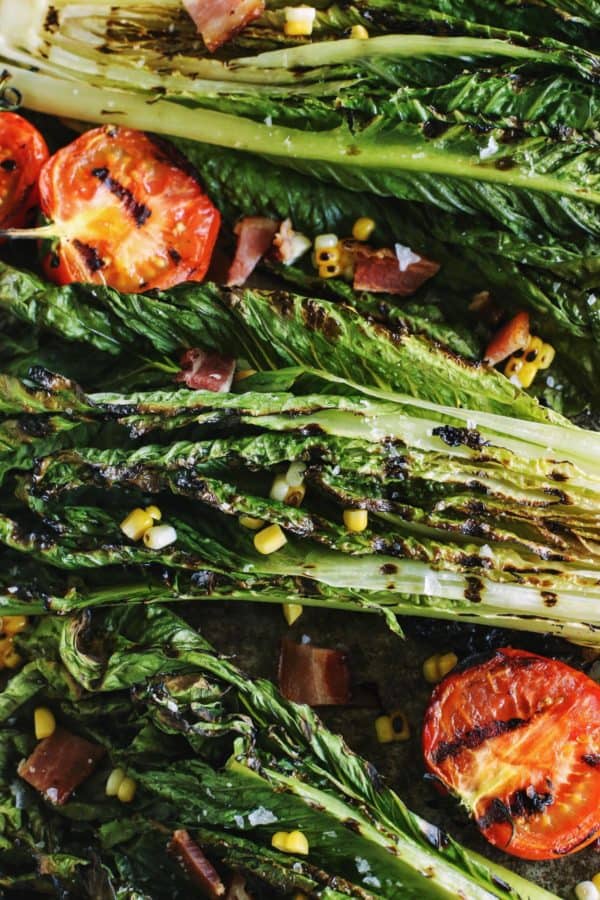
{"left": 190, "top": 599, "right": 600, "bottom": 899}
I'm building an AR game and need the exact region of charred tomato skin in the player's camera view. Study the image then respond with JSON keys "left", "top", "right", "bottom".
{"left": 38, "top": 125, "right": 220, "bottom": 293}
{"left": 423, "top": 647, "right": 600, "bottom": 860}
{"left": 0, "top": 111, "right": 49, "bottom": 231}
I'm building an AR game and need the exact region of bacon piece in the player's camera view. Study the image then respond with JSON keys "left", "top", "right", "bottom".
{"left": 226, "top": 216, "right": 279, "bottom": 287}
{"left": 168, "top": 829, "right": 226, "bottom": 898}
{"left": 484, "top": 311, "right": 530, "bottom": 366}
{"left": 278, "top": 639, "right": 351, "bottom": 706}
{"left": 175, "top": 348, "right": 236, "bottom": 392}
{"left": 353, "top": 245, "right": 440, "bottom": 296}
{"left": 183, "top": 0, "right": 266, "bottom": 53}
{"left": 17, "top": 727, "right": 105, "bottom": 805}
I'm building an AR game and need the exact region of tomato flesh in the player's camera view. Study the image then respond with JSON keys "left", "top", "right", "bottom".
{"left": 39, "top": 125, "right": 220, "bottom": 293}
{"left": 0, "top": 111, "right": 49, "bottom": 231}
{"left": 423, "top": 647, "right": 600, "bottom": 860}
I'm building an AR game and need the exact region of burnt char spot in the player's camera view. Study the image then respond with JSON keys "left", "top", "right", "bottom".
{"left": 544, "top": 486, "right": 570, "bottom": 504}
{"left": 343, "top": 818, "right": 362, "bottom": 834}
{"left": 432, "top": 425, "right": 487, "bottom": 450}
{"left": 422, "top": 119, "right": 449, "bottom": 139}
{"left": 422, "top": 822, "right": 450, "bottom": 850}
{"left": 380, "top": 563, "right": 398, "bottom": 575}
{"left": 168, "top": 247, "right": 182, "bottom": 264}
{"left": 272, "top": 291, "right": 294, "bottom": 316}
{"left": 491, "top": 874, "right": 513, "bottom": 894}
{"left": 190, "top": 570, "right": 216, "bottom": 594}
{"left": 495, "top": 157, "right": 516, "bottom": 171}
{"left": 583, "top": 753, "right": 600, "bottom": 768}
{"left": 432, "top": 716, "right": 527, "bottom": 765}
{"left": 542, "top": 591, "right": 558, "bottom": 608}
{"left": 464, "top": 576, "right": 483, "bottom": 603}
{"left": 91, "top": 166, "right": 151, "bottom": 227}
{"left": 49, "top": 252, "right": 60, "bottom": 269}
{"left": 302, "top": 300, "right": 341, "bottom": 340}
{"left": 477, "top": 785, "right": 554, "bottom": 832}
{"left": 44, "top": 7, "right": 59, "bottom": 28}
{"left": 0, "top": 158, "right": 16, "bottom": 172}
{"left": 73, "top": 239, "right": 105, "bottom": 273}
{"left": 19, "top": 416, "right": 51, "bottom": 438}
{"left": 549, "top": 470, "right": 569, "bottom": 482}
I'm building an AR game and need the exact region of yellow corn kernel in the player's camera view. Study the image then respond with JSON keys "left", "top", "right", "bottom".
{"left": 106, "top": 767, "right": 126, "bottom": 797}
{"left": 34, "top": 707, "right": 56, "bottom": 740}
{"left": 0, "top": 636, "right": 14, "bottom": 661}
{"left": 515, "top": 360, "right": 538, "bottom": 389}
{"left": 318, "top": 261, "right": 342, "bottom": 279}
{"left": 423, "top": 652, "right": 458, "bottom": 684}
{"left": 254, "top": 524, "right": 287, "bottom": 555}
{"left": 538, "top": 342, "right": 555, "bottom": 369}
{"left": 1, "top": 615, "right": 28, "bottom": 635}
{"left": 503, "top": 355, "right": 523, "bottom": 378}
{"left": 350, "top": 24, "right": 369, "bottom": 39}
{"left": 120, "top": 508, "right": 154, "bottom": 541}
{"left": 352, "top": 217, "right": 376, "bottom": 241}
{"left": 283, "top": 603, "right": 303, "bottom": 626}
{"left": 343, "top": 509, "right": 368, "bottom": 533}
{"left": 271, "top": 830, "right": 309, "bottom": 855}
{"left": 240, "top": 515, "right": 265, "bottom": 530}
{"left": 117, "top": 776, "right": 137, "bottom": 803}
{"left": 234, "top": 368, "right": 258, "bottom": 382}
{"left": 592, "top": 873, "right": 600, "bottom": 891}
{"left": 3, "top": 649, "right": 22, "bottom": 669}
{"left": 375, "top": 710, "right": 410, "bottom": 743}
{"left": 525, "top": 335, "right": 544, "bottom": 359}
{"left": 145, "top": 505, "right": 162, "bottom": 522}
{"left": 284, "top": 6, "right": 316, "bottom": 36}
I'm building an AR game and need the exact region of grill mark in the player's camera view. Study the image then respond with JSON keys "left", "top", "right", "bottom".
{"left": 431, "top": 716, "right": 527, "bottom": 764}
{"left": 582, "top": 753, "right": 600, "bottom": 768}
{"left": 0, "top": 158, "right": 17, "bottom": 171}
{"left": 91, "top": 166, "right": 151, "bottom": 227}
{"left": 73, "top": 239, "right": 105, "bottom": 274}
{"left": 477, "top": 785, "right": 554, "bottom": 830}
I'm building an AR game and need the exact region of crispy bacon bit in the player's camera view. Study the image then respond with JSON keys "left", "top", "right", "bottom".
{"left": 273, "top": 218, "right": 312, "bottom": 266}
{"left": 278, "top": 638, "right": 351, "bottom": 706}
{"left": 183, "top": 0, "right": 266, "bottom": 52}
{"left": 484, "top": 311, "right": 530, "bottom": 366}
{"left": 226, "top": 216, "right": 279, "bottom": 287}
{"left": 17, "top": 727, "right": 105, "bottom": 805}
{"left": 353, "top": 245, "right": 440, "bottom": 296}
{"left": 168, "top": 829, "right": 226, "bottom": 898}
{"left": 175, "top": 348, "right": 236, "bottom": 392}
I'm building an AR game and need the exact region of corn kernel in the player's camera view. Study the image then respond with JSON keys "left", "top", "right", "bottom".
{"left": 240, "top": 515, "right": 265, "bottom": 530}
{"left": 318, "top": 261, "right": 342, "bottom": 279}
{"left": 145, "top": 505, "right": 162, "bottom": 522}
{"left": 270, "top": 474, "right": 291, "bottom": 503}
{"left": 271, "top": 830, "right": 309, "bottom": 855}
{"left": 254, "top": 524, "right": 287, "bottom": 555}
{"left": 314, "top": 233, "right": 339, "bottom": 252}
{"left": 121, "top": 508, "right": 154, "bottom": 541}
{"left": 575, "top": 883, "right": 599, "bottom": 900}
{"left": 538, "top": 342, "right": 555, "bottom": 369}
{"left": 117, "top": 776, "right": 137, "bottom": 804}
{"left": 284, "top": 6, "right": 316, "bottom": 37}
{"left": 3, "top": 649, "right": 22, "bottom": 669}
{"left": 514, "top": 360, "right": 538, "bottom": 388}
{"left": 375, "top": 710, "right": 410, "bottom": 743}
{"left": 234, "top": 368, "right": 258, "bottom": 382}
{"left": 34, "top": 707, "right": 56, "bottom": 740}
{"left": 283, "top": 603, "right": 303, "bottom": 626}
{"left": 106, "top": 767, "right": 126, "bottom": 797}
{"left": 0, "top": 636, "right": 14, "bottom": 661}
{"left": 343, "top": 509, "right": 368, "bottom": 533}
{"left": 352, "top": 217, "right": 376, "bottom": 241}
{"left": 1, "top": 615, "right": 28, "bottom": 635}
{"left": 423, "top": 652, "right": 458, "bottom": 684}
{"left": 592, "top": 874, "right": 600, "bottom": 891}
{"left": 286, "top": 462, "right": 306, "bottom": 487}
{"left": 350, "top": 24, "right": 369, "bottom": 39}
{"left": 143, "top": 524, "right": 177, "bottom": 550}
{"left": 504, "top": 355, "right": 523, "bottom": 379}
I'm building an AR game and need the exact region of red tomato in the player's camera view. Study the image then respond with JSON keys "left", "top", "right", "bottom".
{"left": 484, "top": 311, "right": 530, "bottom": 366}
{"left": 423, "top": 647, "right": 600, "bottom": 860}
{"left": 38, "top": 125, "right": 220, "bottom": 293}
{"left": 0, "top": 112, "right": 49, "bottom": 231}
